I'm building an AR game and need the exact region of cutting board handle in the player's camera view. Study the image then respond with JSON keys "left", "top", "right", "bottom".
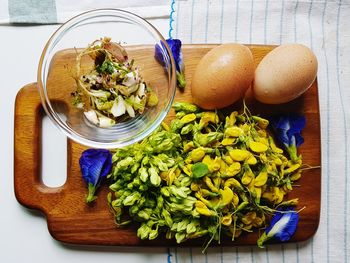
{"left": 14, "top": 84, "right": 64, "bottom": 214}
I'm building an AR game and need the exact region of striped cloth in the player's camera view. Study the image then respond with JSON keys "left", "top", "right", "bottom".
{"left": 0, "top": 0, "right": 169, "bottom": 23}
{"left": 168, "top": 1, "right": 350, "bottom": 263}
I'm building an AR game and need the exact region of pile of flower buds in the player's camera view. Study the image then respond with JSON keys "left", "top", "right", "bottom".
{"left": 102, "top": 102, "right": 305, "bottom": 249}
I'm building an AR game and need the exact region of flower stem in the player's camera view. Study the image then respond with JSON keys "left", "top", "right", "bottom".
{"left": 86, "top": 183, "right": 98, "bottom": 203}
{"left": 257, "top": 232, "right": 272, "bottom": 248}
{"left": 176, "top": 71, "right": 186, "bottom": 89}
{"left": 286, "top": 145, "right": 299, "bottom": 162}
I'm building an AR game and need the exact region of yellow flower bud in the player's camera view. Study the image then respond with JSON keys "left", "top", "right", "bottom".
{"left": 195, "top": 201, "right": 216, "bottom": 217}
{"left": 222, "top": 214, "right": 232, "bottom": 226}
{"left": 180, "top": 113, "right": 196, "bottom": 124}
{"left": 225, "top": 126, "right": 243, "bottom": 137}
{"left": 242, "top": 169, "right": 255, "bottom": 185}
{"left": 229, "top": 149, "right": 251, "bottom": 161}
{"left": 190, "top": 147, "right": 206, "bottom": 162}
{"left": 222, "top": 138, "right": 235, "bottom": 146}
{"left": 254, "top": 170, "right": 268, "bottom": 187}
{"left": 249, "top": 141, "right": 268, "bottom": 153}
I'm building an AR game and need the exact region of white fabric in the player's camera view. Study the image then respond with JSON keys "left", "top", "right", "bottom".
{"left": 0, "top": 0, "right": 169, "bottom": 23}
{"left": 54, "top": 1, "right": 169, "bottom": 22}
{"left": 170, "top": 0, "right": 350, "bottom": 263}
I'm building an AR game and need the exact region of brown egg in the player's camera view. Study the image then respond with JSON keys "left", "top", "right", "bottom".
{"left": 191, "top": 44, "right": 255, "bottom": 109}
{"left": 253, "top": 44, "right": 318, "bottom": 104}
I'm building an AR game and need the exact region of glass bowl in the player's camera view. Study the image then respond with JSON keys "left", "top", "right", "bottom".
{"left": 38, "top": 9, "right": 176, "bottom": 149}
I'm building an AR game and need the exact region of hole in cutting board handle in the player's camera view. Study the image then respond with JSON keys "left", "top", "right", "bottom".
{"left": 41, "top": 115, "right": 67, "bottom": 187}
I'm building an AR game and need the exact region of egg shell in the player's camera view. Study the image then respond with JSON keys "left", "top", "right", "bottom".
{"left": 253, "top": 44, "right": 318, "bottom": 104}
{"left": 191, "top": 44, "right": 255, "bottom": 109}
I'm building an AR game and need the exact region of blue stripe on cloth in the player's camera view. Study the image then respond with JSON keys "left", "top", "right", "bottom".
{"left": 220, "top": 247, "right": 223, "bottom": 263}
{"left": 296, "top": 243, "right": 300, "bottom": 263}
{"left": 281, "top": 245, "right": 285, "bottom": 263}
{"left": 279, "top": 0, "right": 285, "bottom": 44}
{"left": 264, "top": 0, "right": 269, "bottom": 44}
{"left": 311, "top": 237, "right": 314, "bottom": 263}
{"left": 249, "top": 0, "right": 254, "bottom": 44}
{"left": 335, "top": 2, "right": 348, "bottom": 262}
{"left": 294, "top": 6, "right": 300, "bottom": 262}
{"left": 250, "top": 247, "right": 254, "bottom": 263}
{"left": 236, "top": 247, "right": 239, "bottom": 263}
{"left": 234, "top": 0, "right": 240, "bottom": 42}
{"left": 265, "top": 246, "right": 270, "bottom": 263}
{"left": 175, "top": 247, "right": 179, "bottom": 263}
{"left": 176, "top": 0, "right": 180, "bottom": 38}
{"left": 190, "top": 0, "right": 195, "bottom": 43}
{"left": 307, "top": 3, "right": 315, "bottom": 262}
{"left": 189, "top": 247, "right": 193, "bottom": 263}
{"left": 204, "top": 0, "right": 210, "bottom": 43}
{"left": 8, "top": 0, "right": 57, "bottom": 23}
{"left": 321, "top": 1, "right": 330, "bottom": 261}
{"left": 220, "top": 0, "right": 224, "bottom": 43}
{"left": 308, "top": 0, "right": 314, "bottom": 49}
{"left": 294, "top": 0, "right": 299, "bottom": 42}
{"left": 167, "top": 247, "right": 172, "bottom": 263}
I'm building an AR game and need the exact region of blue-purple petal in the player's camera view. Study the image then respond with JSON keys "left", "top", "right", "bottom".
{"left": 154, "top": 41, "right": 167, "bottom": 67}
{"left": 267, "top": 207, "right": 299, "bottom": 242}
{"left": 257, "top": 207, "right": 299, "bottom": 247}
{"left": 293, "top": 133, "right": 304, "bottom": 147}
{"left": 274, "top": 211, "right": 299, "bottom": 241}
{"left": 265, "top": 208, "right": 285, "bottom": 233}
{"left": 166, "top": 39, "right": 182, "bottom": 72}
{"left": 270, "top": 114, "right": 306, "bottom": 147}
{"left": 79, "top": 149, "right": 112, "bottom": 186}
{"left": 155, "top": 38, "right": 184, "bottom": 72}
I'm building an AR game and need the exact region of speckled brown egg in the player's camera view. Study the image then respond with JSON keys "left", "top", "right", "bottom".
{"left": 253, "top": 44, "right": 318, "bottom": 104}
{"left": 191, "top": 44, "right": 255, "bottom": 109}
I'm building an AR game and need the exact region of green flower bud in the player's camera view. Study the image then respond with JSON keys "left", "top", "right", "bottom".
{"left": 161, "top": 209, "right": 173, "bottom": 227}
{"left": 177, "top": 219, "right": 190, "bottom": 232}
{"left": 152, "top": 156, "right": 168, "bottom": 171}
{"left": 161, "top": 186, "right": 170, "bottom": 197}
{"left": 172, "top": 102, "right": 199, "bottom": 113}
{"left": 148, "top": 229, "right": 159, "bottom": 240}
{"left": 139, "top": 184, "right": 149, "bottom": 192}
{"left": 123, "top": 192, "right": 141, "bottom": 206}
{"left": 129, "top": 205, "right": 139, "bottom": 216}
{"left": 137, "top": 224, "right": 150, "bottom": 239}
{"left": 116, "top": 156, "right": 134, "bottom": 170}
{"left": 170, "top": 119, "right": 185, "bottom": 132}
{"left": 139, "top": 167, "right": 149, "bottom": 182}
{"left": 186, "top": 222, "right": 197, "bottom": 234}
{"left": 181, "top": 124, "right": 194, "bottom": 135}
{"left": 137, "top": 209, "right": 152, "bottom": 220}
{"left": 131, "top": 162, "right": 141, "bottom": 174}
{"left": 141, "top": 156, "right": 150, "bottom": 166}
{"left": 170, "top": 186, "right": 188, "bottom": 199}
{"left": 175, "top": 232, "right": 186, "bottom": 243}
{"left": 175, "top": 111, "right": 186, "bottom": 119}
{"left": 149, "top": 167, "right": 161, "bottom": 186}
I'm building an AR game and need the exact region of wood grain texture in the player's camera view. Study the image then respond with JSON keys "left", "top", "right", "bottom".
{"left": 14, "top": 44, "right": 321, "bottom": 247}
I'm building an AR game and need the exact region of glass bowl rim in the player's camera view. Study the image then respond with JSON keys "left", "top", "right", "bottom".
{"left": 37, "top": 8, "right": 176, "bottom": 149}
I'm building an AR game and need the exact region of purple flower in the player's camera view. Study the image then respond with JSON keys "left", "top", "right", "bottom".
{"left": 79, "top": 149, "right": 112, "bottom": 203}
{"left": 257, "top": 207, "right": 299, "bottom": 248}
{"left": 155, "top": 38, "right": 186, "bottom": 89}
{"left": 270, "top": 114, "right": 306, "bottom": 161}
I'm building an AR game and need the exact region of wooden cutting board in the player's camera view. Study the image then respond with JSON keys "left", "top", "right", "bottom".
{"left": 14, "top": 44, "right": 321, "bottom": 247}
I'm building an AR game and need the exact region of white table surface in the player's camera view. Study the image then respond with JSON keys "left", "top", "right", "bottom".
{"left": 0, "top": 20, "right": 171, "bottom": 263}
